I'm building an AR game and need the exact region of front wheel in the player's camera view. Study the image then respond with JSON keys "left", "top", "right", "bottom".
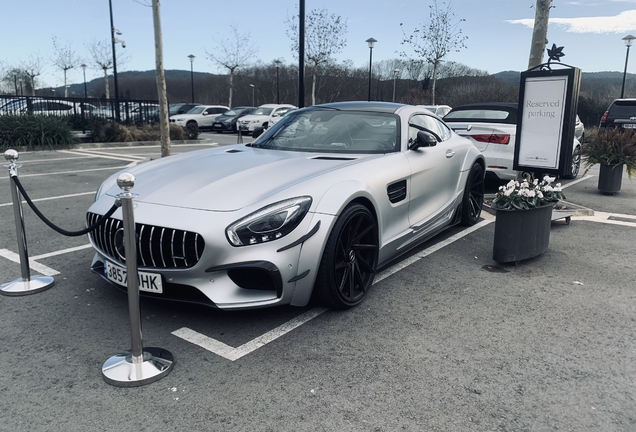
{"left": 314, "top": 203, "right": 379, "bottom": 309}
{"left": 460, "top": 162, "right": 484, "bottom": 226}
{"left": 562, "top": 146, "right": 581, "bottom": 179}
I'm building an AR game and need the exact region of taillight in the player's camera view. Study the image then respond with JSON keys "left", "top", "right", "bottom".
{"left": 472, "top": 134, "right": 510, "bottom": 144}
{"left": 599, "top": 110, "right": 609, "bottom": 125}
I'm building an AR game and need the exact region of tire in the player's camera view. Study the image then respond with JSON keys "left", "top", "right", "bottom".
{"left": 460, "top": 162, "right": 484, "bottom": 226}
{"left": 314, "top": 203, "right": 379, "bottom": 309}
{"left": 562, "top": 145, "right": 581, "bottom": 179}
{"left": 186, "top": 121, "right": 199, "bottom": 140}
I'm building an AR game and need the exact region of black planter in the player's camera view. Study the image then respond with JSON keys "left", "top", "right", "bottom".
{"left": 493, "top": 204, "right": 553, "bottom": 263}
{"left": 598, "top": 163, "right": 624, "bottom": 195}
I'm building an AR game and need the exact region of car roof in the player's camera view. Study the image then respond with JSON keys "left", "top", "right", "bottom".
{"left": 258, "top": 104, "right": 296, "bottom": 108}
{"left": 315, "top": 101, "right": 404, "bottom": 113}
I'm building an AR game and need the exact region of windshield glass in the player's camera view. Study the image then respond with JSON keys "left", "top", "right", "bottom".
{"left": 252, "top": 109, "right": 399, "bottom": 154}
{"left": 223, "top": 108, "right": 246, "bottom": 116}
{"left": 252, "top": 107, "right": 273, "bottom": 116}
{"left": 444, "top": 108, "right": 517, "bottom": 124}
{"left": 187, "top": 106, "right": 206, "bottom": 114}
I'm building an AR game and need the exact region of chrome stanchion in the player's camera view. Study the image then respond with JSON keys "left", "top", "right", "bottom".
{"left": 1, "top": 149, "right": 54, "bottom": 296}
{"left": 102, "top": 173, "right": 174, "bottom": 387}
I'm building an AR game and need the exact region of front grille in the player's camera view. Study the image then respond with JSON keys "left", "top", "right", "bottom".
{"left": 87, "top": 212, "right": 205, "bottom": 269}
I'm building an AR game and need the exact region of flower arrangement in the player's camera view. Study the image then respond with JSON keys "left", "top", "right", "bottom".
{"left": 491, "top": 176, "right": 565, "bottom": 210}
{"left": 580, "top": 127, "right": 636, "bottom": 179}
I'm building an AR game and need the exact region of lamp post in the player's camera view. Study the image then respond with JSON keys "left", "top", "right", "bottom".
{"left": 274, "top": 60, "right": 281, "bottom": 104}
{"left": 109, "top": 0, "right": 125, "bottom": 122}
{"left": 621, "top": 35, "right": 636, "bottom": 98}
{"left": 81, "top": 64, "right": 88, "bottom": 133}
{"left": 392, "top": 68, "right": 400, "bottom": 103}
{"left": 81, "top": 64, "right": 88, "bottom": 99}
{"left": 366, "top": 38, "right": 377, "bottom": 102}
{"left": 250, "top": 84, "right": 255, "bottom": 106}
{"left": 188, "top": 54, "right": 195, "bottom": 103}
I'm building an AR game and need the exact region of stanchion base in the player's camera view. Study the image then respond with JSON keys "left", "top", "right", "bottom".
{"left": 0, "top": 276, "right": 54, "bottom": 296}
{"left": 102, "top": 347, "right": 174, "bottom": 387}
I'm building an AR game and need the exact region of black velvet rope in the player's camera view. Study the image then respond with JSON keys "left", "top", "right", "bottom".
{"left": 12, "top": 175, "right": 120, "bottom": 237}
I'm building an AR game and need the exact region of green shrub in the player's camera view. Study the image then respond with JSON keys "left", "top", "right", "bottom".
{"left": 0, "top": 115, "right": 77, "bottom": 151}
{"left": 93, "top": 122, "right": 187, "bottom": 142}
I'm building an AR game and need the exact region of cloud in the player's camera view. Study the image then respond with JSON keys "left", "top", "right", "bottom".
{"left": 507, "top": 9, "right": 636, "bottom": 33}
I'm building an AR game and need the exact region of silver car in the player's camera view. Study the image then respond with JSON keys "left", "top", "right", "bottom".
{"left": 87, "top": 102, "right": 485, "bottom": 310}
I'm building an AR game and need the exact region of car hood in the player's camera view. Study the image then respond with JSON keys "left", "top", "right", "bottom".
{"left": 103, "top": 145, "right": 371, "bottom": 212}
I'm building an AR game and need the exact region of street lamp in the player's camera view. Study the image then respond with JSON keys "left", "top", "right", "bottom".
{"left": 81, "top": 64, "right": 88, "bottom": 100}
{"left": 392, "top": 68, "right": 400, "bottom": 103}
{"left": 109, "top": 0, "right": 125, "bottom": 122}
{"left": 366, "top": 38, "right": 377, "bottom": 102}
{"left": 188, "top": 54, "right": 195, "bottom": 103}
{"left": 621, "top": 35, "right": 636, "bottom": 98}
{"left": 274, "top": 60, "right": 282, "bottom": 104}
{"left": 250, "top": 84, "right": 255, "bottom": 106}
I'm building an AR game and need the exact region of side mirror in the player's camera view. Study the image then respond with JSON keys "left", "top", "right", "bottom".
{"left": 410, "top": 130, "right": 439, "bottom": 150}
{"left": 202, "top": 112, "right": 208, "bottom": 116}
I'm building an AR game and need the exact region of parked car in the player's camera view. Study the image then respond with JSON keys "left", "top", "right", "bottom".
{"left": 211, "top": 106, "right": 256, "bottom": 133}
{"left": 169, "top": 103, "right": 202, "bottom": 117}
{"left": 443, "top": 102, "right": 581, "bottom": 180}
{"left": 599, "top": 98, "right": 636, "bottom": 131}
{"left": 574, "top": 114, "right": 585, "bottom": 143}
{"left": 86, "top": 102, "right": 485, "bottom": 310}
{"left": 169, "top": 105, "right": 229, "bottom": 130}
{"left": 418, "top": 105, "right": 452, "bottom": 117}
{"left": 238, "top": 104, "right": 297, "bottom": 134}
{"left": 251, "top": 107, "right": 298, "bottom": 138}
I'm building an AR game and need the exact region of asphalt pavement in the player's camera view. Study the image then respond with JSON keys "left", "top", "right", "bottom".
{"left": 0, "top": 136, "right": 635, "bottom": 431}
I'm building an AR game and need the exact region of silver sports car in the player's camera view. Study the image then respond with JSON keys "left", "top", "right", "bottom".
{"left": 87, "top": 102, "right": 485, "bottom": 310}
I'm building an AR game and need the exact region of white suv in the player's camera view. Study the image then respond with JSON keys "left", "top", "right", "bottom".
{"left": 170, "top": 105, "right": 229, "bottom": 130}
{"left": 238, "top": 104, "right": 297, "bottom": 134}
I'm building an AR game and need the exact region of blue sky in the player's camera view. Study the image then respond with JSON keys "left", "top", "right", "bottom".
{"left": 3, "top": 0, "right": 636, "bottom": 88}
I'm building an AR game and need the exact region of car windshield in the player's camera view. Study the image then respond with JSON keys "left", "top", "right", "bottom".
{"left": 187, "top": 106, "right": 206, "bottom": 114}
{"left": 252, "top": 109, "right": 399, "bottom": 154}
{"left": 223, "top": 108, "right": 246, "bottom": 116}
{"left": 252, "top": 107, "right": 273, "bottom": 116}
{"left": 444, "top": 108, "right": 517, "bottom": 124}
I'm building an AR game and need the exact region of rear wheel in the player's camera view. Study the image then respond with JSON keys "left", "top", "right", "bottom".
{"left": 562, "top": 145, "right": 581, "bottom": 179}
{"left": 314, "top": 203, "right": 379, "bottom": 309}
{"left": 460, "top": 162, "right": 484, "bottom": 226}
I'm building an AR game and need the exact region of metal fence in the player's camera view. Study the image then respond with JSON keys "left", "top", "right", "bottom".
{"left": 0, "top": 95, "right": 160, "bottom": 128}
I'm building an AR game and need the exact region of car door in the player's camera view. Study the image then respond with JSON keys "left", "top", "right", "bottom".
{"left": 200, "top": 107, "right": 217, "bottom": 127}
{"left": 405, "top": 113, "right": 464, "bottom": 230}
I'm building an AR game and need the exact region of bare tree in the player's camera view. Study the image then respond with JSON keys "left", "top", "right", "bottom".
{"left": 51, "top": 36, "right": 81, "bottom": 97}
{"left": 205, "top": 24, "right": 257, "bottom": 108}
{"left": 286, "top": 7, "right": 348, "bottom": 106}
{"left": 1, "top": 66, "right": 29, "bottom": 95}
{"left": 400, "top": 0, "right": 467, "bottom": 104}
{"left": 87, "top": 39, "right": 129, "bottom": 99}
{"left": 22, "top": 54, "right": 44, "bottom": 96}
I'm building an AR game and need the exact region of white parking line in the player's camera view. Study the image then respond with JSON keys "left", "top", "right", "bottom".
{"left": 20, "top": 165, "right": 134, "bottom": 178}
{"left": 573, "top": 211, "right": 636, "bottom": 227}
{"left": 0, "top": 191, "right": 95, "bottom": 207}
{"left": 0, "top": 249, "right": 60, "bottom": 276}
{"left": 32, "top": 244, "right": 93, "bottom": 260}
{"left": 172, "top": 307, "right": 329, "bottom": 361}
{"left": 561, "top": 174, "right": 593, "bottom": 189}
{"left": 59, "top": 150, "right": 145, "bottom": 162}
{"left": 173, "top": 218, "right": 493, "bottom": 361}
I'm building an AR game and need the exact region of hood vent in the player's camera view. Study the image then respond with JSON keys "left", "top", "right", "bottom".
{"left": 311, "top": 156, "right": 357, "bottom": 161}
{"left": 226, "top": 149, "right": 243, "bottom": 153}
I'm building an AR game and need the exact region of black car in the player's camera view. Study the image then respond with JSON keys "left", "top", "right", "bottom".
{"left": 211, "top": 106, "right": 255, "bottom": 133}
{"left": 599, "top": 98, "right": 636, "bottom": 131}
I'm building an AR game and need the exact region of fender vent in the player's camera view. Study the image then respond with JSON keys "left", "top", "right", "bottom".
{"left": 387, "top": 180, "right": 407, "bottom": 203}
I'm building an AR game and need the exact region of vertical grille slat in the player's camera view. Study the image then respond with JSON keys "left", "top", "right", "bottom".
{"left": 87, "top": 212, "right": 203, "bottom": 269}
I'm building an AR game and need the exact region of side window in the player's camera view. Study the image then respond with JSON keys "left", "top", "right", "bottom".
{"left": 408, "top": 114, "right": 445, "bottom": 146}
{"left": 204, "top": 108, "right": 214, "bottom": 114}
{"left": 213, "top": 108, "right": 225, "bottom": 114}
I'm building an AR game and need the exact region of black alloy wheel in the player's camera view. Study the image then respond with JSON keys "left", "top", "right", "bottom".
{"left": 314, "top": 203, "right": 379, "bottom": 309}
{"left": 460, "top": 162, "right": 484, "bottom": 226}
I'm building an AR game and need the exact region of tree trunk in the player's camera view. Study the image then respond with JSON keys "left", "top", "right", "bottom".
{"left": 103, "top": 68, "right": 110, "bottom": 99}
{"left": 311, "top": 70, "right": 317, "bottom": 106}
{"left": 528, "top": 0, "right": 552, "bottom": 69}
{"left": 64, "top": 69, "right": 68, "bottom": 97}
{"left": 152, "top": 0, "right": 171, "bottom": 157}
{"left": 431, "top": 61, "right": 439, "bottom": 105}
{"left": 229, "top": 71, "right": 234, "bottom": 108}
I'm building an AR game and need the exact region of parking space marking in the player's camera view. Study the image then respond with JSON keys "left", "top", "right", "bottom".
{"left": 574, "top": 211, "right": 636, "bottom": 227}
{"left": 32, "top": 244, "right": 93, "bottom": 260}
{"left": 0, "top": 248, "right": 59, "bottom": 276}
{"left": 173, "top": 219, "right": 493, "bottom": 361}
{"left": 59, "top": 150, "right": 145, "bottom": 163}
{"left": 0, "top": 191, "right": 95, "bottom": 207}
{"left": 20, "top": 165, "right": 134, "bottom": 178}
{"left": 561, "top": 174, "right": 593, "bottom": 189}
{"left": 172, "top": 307, "right": 329, "bottom": 361}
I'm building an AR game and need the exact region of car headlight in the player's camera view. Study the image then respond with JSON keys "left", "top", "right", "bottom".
{"left": 226, "top": 197, "right": 312, "bottom": 246}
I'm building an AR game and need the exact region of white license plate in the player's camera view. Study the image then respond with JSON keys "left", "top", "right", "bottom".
{"left": 104, "top": 260, "right": 163, "bottom": 294}
{"left": 623, "top": 124, "right": 636, "bottom": 128}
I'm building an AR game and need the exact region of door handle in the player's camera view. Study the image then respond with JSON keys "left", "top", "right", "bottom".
{"left": 446, "top": 149, "right": 455, "bottom": 158}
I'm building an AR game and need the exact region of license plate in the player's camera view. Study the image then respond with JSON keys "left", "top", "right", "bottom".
{"left": 104, "top": 260, "right": 163, "bottom": 294}
{"left": 213, "top": 123, "right": 221, "bottom": 128}
{"left": 623, "top": 124, "right": 636, "bottom": 128}
{"left": 239, "top": 125, "right": 248, "bottom": 130}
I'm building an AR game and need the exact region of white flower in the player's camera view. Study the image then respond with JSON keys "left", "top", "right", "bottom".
{"left": 504, "top": 188, "right": 514, "bottom": 196}
{"left": 537, "top": 191, "right": 544, "bottom": 199}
